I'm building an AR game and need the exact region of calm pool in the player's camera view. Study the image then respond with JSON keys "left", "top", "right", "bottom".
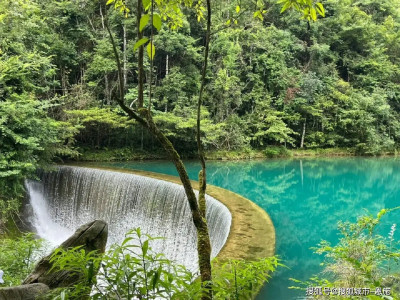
{"left": 100, "top": 158, "right": 400, "bottom": 299}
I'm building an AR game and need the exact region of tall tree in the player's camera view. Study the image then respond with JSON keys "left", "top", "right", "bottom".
{"left": 104, "top": 0, "right": 214, "bottom": 297}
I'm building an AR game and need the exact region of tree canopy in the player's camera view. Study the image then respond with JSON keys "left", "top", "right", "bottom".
{"left": 1, "top": 0, "right": 400, "bottom": 221}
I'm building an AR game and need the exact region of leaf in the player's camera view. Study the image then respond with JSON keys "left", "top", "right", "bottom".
{"left": 253, "top": 10, "right": 264, "bottom": 21}
{"left": 316, "top": 2, "right": 325, "bottom": 17}
{"left": 236, "top": 5, "right": 240, "bottom": 13}
{"left": 142, "top": 240, "right": 149, "bottom": 256}
{"left": 280, "top": 1, "right": 291, "bottom": 13}
{"left": 152, "top": 267, "right": 161, "bottom": 289}
{"left": 303, "top": 7, "right": 310, "bottom": 20}
{"left": 310, "top": 7, "right": 317, "bottom": 21}
{"left": 106, "top": 0, "right": 114, "bottom": 5}
{"left": 134, "top": 38, "right": 149, "bottom": 51}
{"left": 147, "top": 41, "right": 155, "bottom": 60}
{"left": 225, "top": 19, "right": 231, "bottom": 25}
{"left": 153, "top": 14, "right": 162, "bottom": 31}
{"left": 142, "top": 0, "right": 151, "bottom": 11}
{"left": 122, "top": 236, "right": 134, "bottom": 246}
{"left": 139, "top": 14, "right": 150, "bottom": 32}
{"left": 377, "top": 209, "right": 387, "bottom": 219}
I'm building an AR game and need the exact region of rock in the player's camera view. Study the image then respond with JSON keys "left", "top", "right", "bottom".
{"left": 0, "top": 283, "right": 49, "bottom": 300}
{"left": 23, "top": 220, "right": 108, "bottom": 289}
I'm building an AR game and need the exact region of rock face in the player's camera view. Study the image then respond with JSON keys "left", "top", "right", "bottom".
{"left": 0, "top": 220, "right": 108, "bottom": 300}
{"left": 23, "top": 220, "right": 108, "bottom": 288}
{"left": 0, "top": 283, "right": 49, "bottom": 300}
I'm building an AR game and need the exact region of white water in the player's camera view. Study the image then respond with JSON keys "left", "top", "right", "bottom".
{"left": 26, "top": 166, "right": 232, "bottom": 273}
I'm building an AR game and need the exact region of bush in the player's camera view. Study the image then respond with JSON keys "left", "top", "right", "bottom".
{"left": 264, "top": 146, "right": 291, "bottom": 158}
{"left": 290, "top": 208, "right": 400, "bottom": 299}
{"left": 47, "top": 228, "right": 280, "bottom": 299}
{"left": 0, "top": 233, "right": 47, "bottom": 286}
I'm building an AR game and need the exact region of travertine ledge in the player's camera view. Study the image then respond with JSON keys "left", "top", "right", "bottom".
{"left": 77, "top": 164, "right": 276, "bottom": 261}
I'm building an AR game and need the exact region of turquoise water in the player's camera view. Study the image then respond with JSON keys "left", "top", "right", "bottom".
{"left": 101, "top": 158, "right": 400, "bottom": 299}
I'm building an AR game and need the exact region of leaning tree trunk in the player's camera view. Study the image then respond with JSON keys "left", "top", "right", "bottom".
{"left": 103, "top": 2, "right": 213, "bottom": 298}
{"left": 196, "top": 0, "right": 213, "bottom": 298}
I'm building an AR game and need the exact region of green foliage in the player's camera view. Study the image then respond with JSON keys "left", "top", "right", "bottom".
{"left": 290, "top": 208, "right": 400, "bottom": 298}
{"left": 212, "top": 257, "right": 281, "bottom": 299}
{"left": 78, "top": 148, "right": 167, "bottom": 161}
{"left": 48, "top": 228, "right": 280, "bottom": 299}
{"left": 0, "top": 95, "right": 75, "bottom": 178}
{"left": 264, "top": 146, "right": 291, "bottom": 158}
{"left": 0, "top": 95, "right": 78, "bottom": 225}
{"left": 0, "top": 233, "right": 47, "bottom": 286}
{"left": 2, "top": 0, "right": 400, "bottom": 161}
{"left": 0, "top": 0, "right": 80, "bottom": 228}
{"left": 47, "top": 228, "right": 201, "bottom": 299}
{"left": 278, "top": 0, "right": 325, "bottom": 21}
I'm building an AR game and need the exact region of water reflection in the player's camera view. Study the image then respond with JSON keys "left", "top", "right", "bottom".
{"left": 103, "top": 158, "right": 400, "bottom": 299}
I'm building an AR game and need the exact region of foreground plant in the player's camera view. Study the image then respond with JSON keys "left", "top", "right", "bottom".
{"left": 212, "top": 257, "right": 281, "bottom": 299}
{"left": 0, "top": 233, "right": 47, "bottom": 286}
{"left": 46, "top": 228, "right": 279, "bottom": 299}
{"left": 290, "top": 208, "right": 400, "bottom": 299}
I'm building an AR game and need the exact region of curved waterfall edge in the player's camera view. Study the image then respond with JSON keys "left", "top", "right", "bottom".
{"left": 26, "top": 165, "right": 232, "bottom": 275}
{"left": 70, "top": 164, "right": 276, "bottom": 262}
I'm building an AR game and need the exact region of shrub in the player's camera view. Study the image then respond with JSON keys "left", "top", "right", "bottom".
{"left": 47, "top": 228, "right": 280, "bottom": 299}
{"left": 0, "top": 233, "right": 47, "bottom": 286}
{"left": 264, "top": 146, "right": 291, "bottom": 158}
{"left": 290, "top": 208, "right": 400, "bottom": 299}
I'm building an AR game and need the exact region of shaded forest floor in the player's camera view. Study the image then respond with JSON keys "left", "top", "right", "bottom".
{"left": 69, "top": 147, "right": 400, "bottom": 162}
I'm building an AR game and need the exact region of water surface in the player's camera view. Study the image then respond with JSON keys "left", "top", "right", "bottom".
{"left": 100, "top": 158, "right": 400, "bottom": 299}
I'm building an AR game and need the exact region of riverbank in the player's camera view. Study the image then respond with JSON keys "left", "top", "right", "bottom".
{"left": 70, "top": 146, "right": 398, "bottom": 162}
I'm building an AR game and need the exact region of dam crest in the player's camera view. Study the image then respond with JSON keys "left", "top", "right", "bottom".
{"left": 26, "top": 166, "right": 232, "bottom": 274}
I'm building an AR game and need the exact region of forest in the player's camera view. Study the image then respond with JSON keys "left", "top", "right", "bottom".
{"left": 2, "top": 0, "right": 400, "bottom": 160}
{"left": 2, "top": 0, "right": 400, "bottom": 210}
{"left": 1, "top": 0, "right": 400, "bottom": 299}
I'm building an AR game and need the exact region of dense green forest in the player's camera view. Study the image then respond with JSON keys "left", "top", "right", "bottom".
{"left": 1, "top": 0, "right": 400, "bottom": 220}
{"left": 1, "top": 1, "right": 400, "bottom": 298}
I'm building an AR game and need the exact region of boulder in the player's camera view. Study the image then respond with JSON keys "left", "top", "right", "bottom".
{"left": 23, "top": 220, "right": 108, "bottom": 288}
{"left": 0, "top": 283, "right": 49, "bottom": 300}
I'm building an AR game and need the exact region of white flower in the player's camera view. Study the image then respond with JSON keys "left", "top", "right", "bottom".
{"left": 0, "top": 270, "right": 4, "bottom": 284}
{"left": 389, "top": 224, "right": 396, "bottom": 242}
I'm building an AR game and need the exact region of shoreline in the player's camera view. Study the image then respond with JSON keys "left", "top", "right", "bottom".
{"left": 67, "top": 147, "right": 399, "bottom": 163}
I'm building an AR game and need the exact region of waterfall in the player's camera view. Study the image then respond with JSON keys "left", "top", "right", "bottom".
{"left": 26, "top": 166, "right": 232, "bottom": 274}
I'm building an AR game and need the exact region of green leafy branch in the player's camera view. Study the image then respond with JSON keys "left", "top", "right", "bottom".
{"left": 278, "top": 0, "right": 325, "bottom": 21}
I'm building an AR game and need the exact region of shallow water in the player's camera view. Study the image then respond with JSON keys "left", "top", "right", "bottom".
{"left": 102, "top": 157, "right": 400, "bottom": 299}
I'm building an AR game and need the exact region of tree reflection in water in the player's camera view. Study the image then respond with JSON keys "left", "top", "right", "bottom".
{"left": 105, "top": 157, "right": 400, "bottom": 299}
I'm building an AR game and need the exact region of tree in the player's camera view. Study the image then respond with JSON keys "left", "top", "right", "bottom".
{"left": 104, "top": 1, "right": 324, "bottom": 299}
{"left": 104, "top": 0, "right": 214, "bottom": 297}
{"left": 0, "top": 0, "right": 78, "bottom": 229}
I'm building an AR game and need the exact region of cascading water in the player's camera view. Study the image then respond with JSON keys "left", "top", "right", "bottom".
{"left": 25, "top": 166, "right": 231, "bottom": 273}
